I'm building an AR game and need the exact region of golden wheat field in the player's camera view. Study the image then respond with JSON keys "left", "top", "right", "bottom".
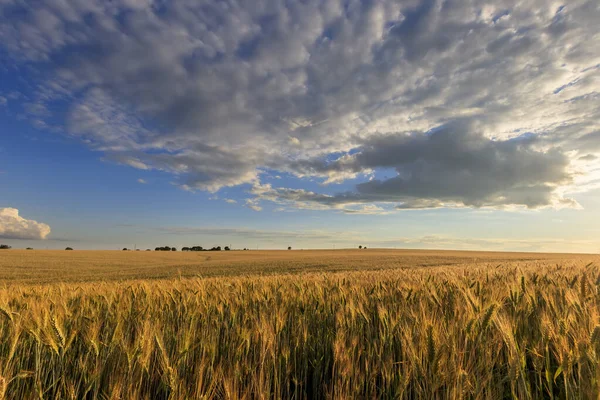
{"left": 1, "top": 250, "right": 600, "bottom": 399}
{"left": 0, "top": 249, "right": 585, "bottom": 285}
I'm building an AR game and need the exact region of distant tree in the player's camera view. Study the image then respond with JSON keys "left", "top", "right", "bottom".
{"left": 146, "top": 249, "right": 151, "bottom": 251}
{"left": 209, "top": 246, "right": 221, "bottom": 251}
{"left": 155, "top": 246, "right": 172, "bottom": 251}
{"left": 0, "top": 244, "right": 11, "bottom": 249}
{"left": 224, "top": 246, "right": 231, "bottom": 251}
{"left": 123, "top": 248, "right": 128, "bottom": 251}
{"left": 171, "top": 247, "right": 177, "bottom": 251}
{"left": 288, "top": 246, "right": 292, "bottom": 250}
{"left": 65, "top": 247, "right": 73, "bottom": 250}
{"left": 359, "top": 245, "right": 362, "bottom": 249}
{"left": 182, "top": 247, "right": 190, "bottom": 251}
{"left": 26, "top": 247, "right": 33, "bottom": 250}
{"left": 364, "top": 246, "right": 367, "bottom": 249}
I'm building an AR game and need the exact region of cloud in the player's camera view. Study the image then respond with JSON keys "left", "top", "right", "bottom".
{"left": 371, "top": 235, "right": 599, "bottom": 254}
{"left": 137, "top": 178, "right": 147, "bottom": 184}
{"left": 245, "top": 199, "right": 263, "bottom": 212}
{"left": 118, "top": 223, "right": 600, "bottom": 252}
{"left": 0, "top": 0, "right": 599, "bottom": 209}
{"left": 579, "top": 154, "right": 597, "bottom": 161}
{"left": 0, "top": 208, "right": 51, "bottom": 240}
{"left": 224, "top": 198, "right": 237, "bottom": 204}
{"left": 128, "top": 224, "right": 353, "bottom": 242}
{"left": 252, "top": 121, "right": 577, "bottom": 210}
{"left": 327, "top": 121, "right": 574, "bottom": 208}
{"left": 0, "top": 96, "right": 6, "bottom": 106}
{"left": 24, "top": 102, "right": 50, "bottom": 117}
{"left": 340, "top": 204, "right": 392, "bottom": 215}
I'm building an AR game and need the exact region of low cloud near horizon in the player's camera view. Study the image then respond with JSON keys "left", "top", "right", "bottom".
{"left": 116, "top": 223, "right": 597, "bottom": 253}
{"left": 0, "top": 208, "right": 52, "bottom": 240}
{"left": 1, "top": 0, "right": 599, "bottom": 213}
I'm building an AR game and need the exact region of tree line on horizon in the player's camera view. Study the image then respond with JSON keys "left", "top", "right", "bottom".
{"left": 154, "top": 245, "right": 231, "bottom": 252}
{"left": 1, "top": 244, "right": 370, "bottom": 251}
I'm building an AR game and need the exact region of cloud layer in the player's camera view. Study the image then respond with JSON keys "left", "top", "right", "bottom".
{"left": 0, "top": 208, "right": 52, "bottom": 240}
{"left": 1, "top": 0, "right": 599, "bottom": 211}
{"left": 122, "top": 223, "right": 598, "bottom": 253}
{"left": 279, "top": 120, "right": 576, "bottom": 209}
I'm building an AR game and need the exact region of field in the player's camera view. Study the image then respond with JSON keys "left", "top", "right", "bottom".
{"left": 1, "top": 249, "right": 600, "bottom": 399}
{"left": 0, "top": 249, "right": 585, "bottom": 285}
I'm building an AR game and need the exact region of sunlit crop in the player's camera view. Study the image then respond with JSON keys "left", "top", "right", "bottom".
{"left": 1, "top": 252, "right": 599, "bottom": 399}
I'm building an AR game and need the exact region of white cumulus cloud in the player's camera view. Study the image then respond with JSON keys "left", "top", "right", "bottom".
{"left": 0, "top": 208, "right": 51, "bottom": 240}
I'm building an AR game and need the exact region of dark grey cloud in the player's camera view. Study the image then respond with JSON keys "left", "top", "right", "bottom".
{"left": 349, "top": 121, "right": 573, "bottom": 208}
{"left": 252, "top": 120, "right": 576, "bottom": 209}
{"left": 0, "top": 0, "right": 599, "bottom": 208}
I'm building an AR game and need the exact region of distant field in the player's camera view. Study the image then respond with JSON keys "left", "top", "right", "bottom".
{"left": 0, "top": 248, "right": 589, "bottom": 285}
{"left": 1, "top": 250, "right": 600, "bottom": 399}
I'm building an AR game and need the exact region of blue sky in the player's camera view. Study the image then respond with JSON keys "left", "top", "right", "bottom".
{"left": 1, "top": 0, "right": 600, "bottom": 252}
